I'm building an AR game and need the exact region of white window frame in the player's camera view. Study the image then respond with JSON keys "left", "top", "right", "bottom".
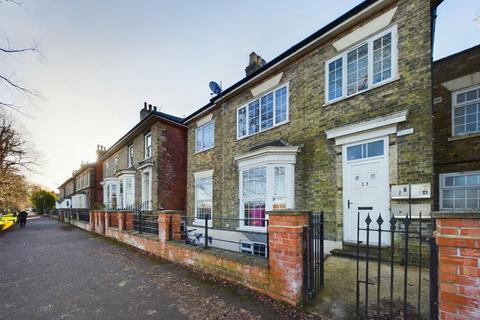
{"left": 236, "top": 83, "right": 289, "bottom": 140}
{"left": 128, "top": 144, "right": 134, "bottom": 168}
{"left": 237, "top": 150, "right": 296, "bottom": 232}
{"left": 144, "top": 132, "right": 152, "bottom": 159}
{"left": 195, "top": 121, "right": 215, "bottom": 153}
{"left": 113, "top": 156, "right": 118, "bottom": 173}
{"left": 193, "top": 170, "right": 213, "bottom": 226}
{"left": 451, "top": 84, "right": 480, "bottom": 137}
{"left": 440, "top": 171, "right": 480, "bottom": 211}
{"left": 325, "top": 25, "right": 398, "bottom": 104}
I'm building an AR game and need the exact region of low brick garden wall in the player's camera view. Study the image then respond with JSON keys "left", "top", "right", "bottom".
{"left": 88, "top": 209, "right": 308, "bottom": 305}
{"left": 434, "top": 212, "right": 480, "bottom": 320}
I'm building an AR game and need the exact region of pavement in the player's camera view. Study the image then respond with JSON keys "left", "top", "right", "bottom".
{"left": 0, "top": 216, "right": 300, "bottom": 320}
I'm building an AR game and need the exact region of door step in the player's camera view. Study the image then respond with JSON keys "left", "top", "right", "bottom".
{"left": 331, "top": 244, "right": 391, "bottom": 261}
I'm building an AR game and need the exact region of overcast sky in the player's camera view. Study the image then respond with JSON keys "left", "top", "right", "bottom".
{"left": 1, "top": 0, "right": 479, "bottom": 191}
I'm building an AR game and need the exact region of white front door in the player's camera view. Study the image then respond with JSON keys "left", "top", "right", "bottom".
{"left": 343, "top": 137, "right": 390, "bottom": 245}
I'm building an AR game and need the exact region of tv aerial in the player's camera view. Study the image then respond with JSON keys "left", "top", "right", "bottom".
{"left": 209, "top": 81, "right": 222, "bottom": 96}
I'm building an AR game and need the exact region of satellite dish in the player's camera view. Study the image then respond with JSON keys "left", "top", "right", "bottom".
{"left": 209, "top": 81, "right": 222, "bottom": 95}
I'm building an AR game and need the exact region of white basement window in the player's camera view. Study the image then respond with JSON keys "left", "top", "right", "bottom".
{"left": 195, "top": 121, "right": 215, "bottom": 152}
{"left": 325, "top": 25, "right": 398, "bottom": 104}
{"left": 452, "top": 85, "right": 480, "bottom": 136}
{"left": 237, "top": 84, "right": 289, "bottom": 139}
{"left": 440, "top": 171, "right": 480, "bottom": 210}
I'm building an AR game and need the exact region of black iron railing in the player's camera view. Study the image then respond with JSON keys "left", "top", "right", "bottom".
{"left": 78, "top": 210, "right": 89, "bottom": 223}
{"left": 355, "top": 210, "right": 434, "bottom": 319}
{"left": 130, "top": 201, "right": 158, "bottom": 235}
{"left": 303, "top": 211, "right": 325, "bottom": 302}
{"left": 170, "top": 215, "right": 269, "bottom": 259}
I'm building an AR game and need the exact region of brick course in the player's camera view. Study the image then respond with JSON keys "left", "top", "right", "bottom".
{"left": 89, "top": 209, "right": 310, "bottom": 305}
{"left": 435, "top": 216, "right": 480, "bottom": 319}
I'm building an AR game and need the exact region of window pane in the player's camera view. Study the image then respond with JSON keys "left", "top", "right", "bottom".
{"left": 195, "top": 128, "right": 202, "bottom": 151}
{"left": 243, "top": 167, "right": 266, "bottom": 198}
{"left": 274, "top": 167, "right": 286, "bottom": 196}
{"left": 244, "top": 200, "right": 265, "bottom": 227}
{"left": 347, "top": 145, "right": 363, "bottom": 160}
{"left": 367, "top": 140, "right": 384, "bottom": 157}
{"left": 466, "top": 175, "right": 480, "bottom": 186}
{"left": 347, "top": 43, "right": 368, "bottom": 95}
{"left": 442, "top": 199, "right": 453, "bottom": 209}
{"left": 275, "top": 86, "right": 287, "bottom": 123}
{"left": 454, "top": 176, "right": 466, "bottom": 186}
{"left": 248, "top": 100, "right": 260, "bottom": 134}
{"left": 238, "top": 107, "right": 247, "bottom": 137}
{"left": 328, "top": 58, "right": 343, "bottom": 100}
{"left": 203, "top": 122, "right": 214, "bottom": 149}
{"left": 260, "top": 92, "right": 274, "bottom": 130}
{"left": 196, "top": 177, "right": 212, "bottom": 200}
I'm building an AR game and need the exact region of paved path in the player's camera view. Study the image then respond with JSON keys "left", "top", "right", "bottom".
{"left": 0, "top": 217, "right": 292, "bottom": 320}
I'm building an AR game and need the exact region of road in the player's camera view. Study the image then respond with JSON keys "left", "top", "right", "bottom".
{"left": 0, "top": 216, "right": 304, "bottom": 320}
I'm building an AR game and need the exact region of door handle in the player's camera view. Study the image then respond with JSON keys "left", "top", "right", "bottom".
{"left": 347, "top": 200, "right": 352, "bottom": 209}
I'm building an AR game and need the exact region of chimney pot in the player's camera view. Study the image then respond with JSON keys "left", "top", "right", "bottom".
{"left": 245, "top": 51, "right": 266, "bottom": 77}
{"left": 153, "top": 106, "right": 157, "bottom": 112}
{"left": 144, "top": 102, "right": 147, "bottom": 109}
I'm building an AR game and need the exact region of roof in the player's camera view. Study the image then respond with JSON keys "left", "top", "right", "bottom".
{"left": 433, "top": 43, "right": 480, "bottom": 65}
{"left": 100, "top": 110, "right": 187, "bottom": 160}
{"left": 183, "top": 0, "right": 443, "bottom": 124}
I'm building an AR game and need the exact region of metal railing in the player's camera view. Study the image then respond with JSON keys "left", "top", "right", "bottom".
{"left": 78, "top": 210, "right": 90, "bottom": 223}
{"left": 130, "top": 201, "right": 158, "bottom": 235}
{"left": 355, "top": 210, "right": 434, "bottom": 319}
{"left": 303, "top": 211, "right": 325, "bottom": 302}
{"left": 170, "top": 215, "right": 269, "bottom": 259}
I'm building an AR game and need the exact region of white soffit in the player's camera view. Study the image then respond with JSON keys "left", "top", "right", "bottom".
{"left": 441, "top": 72, "right": 480, "bottom": 92}
{"left": 325, "top": 110, "right": 408, "bottom": 145}
{"left": 333, "top": 6, "right": 397, "bottom": 51}
{"left": 250, "top": 73, "right": 283, "bottom": 97}
{"left": 196, "top": 114, "right": 213, "bottom": 127}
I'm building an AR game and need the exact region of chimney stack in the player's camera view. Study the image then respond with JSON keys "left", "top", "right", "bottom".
{"left": 140, "top": 102, "right": 149, "bottom": 121}
{"left": 96, "top": 144, "right": 106, "bottom": 160}
{"left": 245, "top": 52, "right": 266, "bottom": 77}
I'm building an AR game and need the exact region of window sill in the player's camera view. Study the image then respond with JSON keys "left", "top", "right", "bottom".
{"left": 236, "top": 120, "right": 290, "bottom": 141}
{"left": 448, "top": 132, "right": 480, "bottom": 142}
{"left": 322, "top": 76, "right": 400, "bottom": 108}
{"left": 195, "top": 146, "right": 215, "bottom": 155}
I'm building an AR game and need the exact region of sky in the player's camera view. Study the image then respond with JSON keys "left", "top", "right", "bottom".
{"left": 0, "top": 0, "right": 479, "bottom": 191}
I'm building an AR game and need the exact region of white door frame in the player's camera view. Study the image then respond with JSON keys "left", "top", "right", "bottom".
{"left": 342, "top": 136, "right": 390, "bottom": 244}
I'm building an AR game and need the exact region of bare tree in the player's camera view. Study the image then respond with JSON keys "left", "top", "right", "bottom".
{"left": 0, "top": 114, "right": 37, "bottom": 211}
{"left": 0, "top": 0, "right": 40, "bottom": 114}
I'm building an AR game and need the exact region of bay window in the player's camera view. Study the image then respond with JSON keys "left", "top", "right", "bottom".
{"left": 236, "top": 147, "right": 297, "bottom": 231}
{"left": 440, "top": 171, "right": 480, "bottom": 210}
{"left": 325, "top": 25, "right": 397, "bottom": 103}
{"left": 452, "top": 85, "right": 480, "bottom": 136}
{"left": 194, "top": 170, "right": 213, "bottom": 225}
{"left": 237, "top": 84, "right": 289, "bottom": 139}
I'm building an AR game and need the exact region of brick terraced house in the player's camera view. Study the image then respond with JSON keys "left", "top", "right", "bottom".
{"left": 433, "top": 44, "right": 480, "bottom": 213}
{"left": 57, "top": 146, "right": 105, "bottom": 209}
{"left": 183, "top": 0, "right": 442, "bottom": 255}
{"left": 100, "top": 103, "right": 187, "bottom": 212}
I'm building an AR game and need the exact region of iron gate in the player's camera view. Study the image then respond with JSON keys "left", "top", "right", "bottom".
{"left": 303, "top": 211, "right": 325, "bottom": 302}
{"left": 355, "top": 210, "right": 438, "bottom": 319}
